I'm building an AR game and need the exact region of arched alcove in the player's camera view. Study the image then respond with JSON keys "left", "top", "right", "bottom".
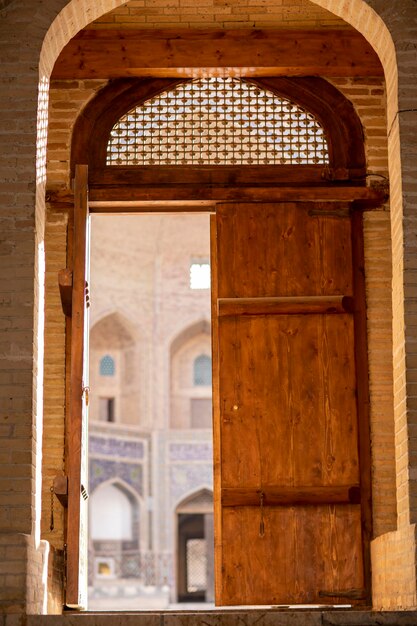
{"left": 90, "top": 311, "right": 140, "bottom": 426}
{"left": 90, "top": 310, "right": 137, "bottom": 349}
{"left": 89, "top": 479, "right": 142, "bottom": 583}
{"left": 90, "top": 482, "right": 134, "bottom": 541}
{"left": 170, "top": 320, "right": 211, "bottom": 360}
{"left": 170, "top": 321, "right": 212, "bottom": 429}
{"left": 175, "top": 488, "right": 213, "bottom": 515}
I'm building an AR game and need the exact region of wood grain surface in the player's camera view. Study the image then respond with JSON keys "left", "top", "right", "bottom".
{"left": 66, "top": 165, "right": 89, "bottom": 609}
{"left": 221, "top": 505, "right": 364, "bottom": 605}
{"left": 52, "top": 29, "right": 383, "bottom": 79}
{"left": 212, "top": 202, "right": 369, "bottom": 605}
{"left": 219, "top": 314, "right": 359, "bottom": 489}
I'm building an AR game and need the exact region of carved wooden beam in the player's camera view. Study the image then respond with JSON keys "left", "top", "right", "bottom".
{"left": 87, "top": 184, "right": 387, "bottom": 207}
{"left": 52, "top": 29, "right": 383, "bottom": 79}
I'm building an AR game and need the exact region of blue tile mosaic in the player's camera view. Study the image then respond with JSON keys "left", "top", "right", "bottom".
{"left": 169, "top": 442, "right": 212, "bottom": 462}
{"left": 169, "top": 463, "right": 213, "bottom": 503}
{"left": 89, "top": 458, "right": 143, "bottom": 495}
{"left": 89, "top": 435, "right": 145, "bottom": 460}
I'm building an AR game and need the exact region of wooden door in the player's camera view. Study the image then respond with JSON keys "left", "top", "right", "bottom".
{"left": 66, "top": 165, "right": 90, "bottom": 608}
{"left": 211, "top": 202, "right": 371, "bottom": 606}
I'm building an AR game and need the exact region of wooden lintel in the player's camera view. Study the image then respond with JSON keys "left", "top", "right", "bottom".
{"left": 221, "top": 485, "right": 361, "bottom": 507}
{"left": 218, "top": 295, "right": 354, "bottom": 317}
{"left": 52, "top": 29, "right": 383, "bottom": 79}
{"left": 58, "top": 268, "right": 73, "bottom": 317}
{"left": 47, "top": 184, "right": 386, "bottom": 209}
{"left": 88, "top": 200, "right": 216, "bottom": 213}
{"left": 88, "top": 185, "right": 386, "bottom": 206}
{"left": 93, "top": 165, "right": 342, "bottom": 186}
{"left": 53, "top": 474, "right": 69, "bottom": 508}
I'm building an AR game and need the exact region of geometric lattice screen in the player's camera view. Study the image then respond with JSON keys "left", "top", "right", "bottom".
{"left": 106, "top": 77, "right": 329, "bottom": 166}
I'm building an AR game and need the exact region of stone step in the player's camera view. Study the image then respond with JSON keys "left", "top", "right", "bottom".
{"left": 2, "top": 611, "right": 417, "bottom": 626}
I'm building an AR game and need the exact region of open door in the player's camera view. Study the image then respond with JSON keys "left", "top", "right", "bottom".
{"left": 211, "top": 202, "right": 371, "bottom": 606}
{"left": 66, "top": 164, "right": 90, "bottom": 608}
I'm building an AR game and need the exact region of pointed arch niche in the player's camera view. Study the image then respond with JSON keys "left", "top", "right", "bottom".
{"left": 89, "top": 479, "right": 142, "bottom": 581}
{"left": 170, "top": 320, "right": 212, "bottom": 430}
{"left": 90, "top": 311, "right": 141, "bottom": 426}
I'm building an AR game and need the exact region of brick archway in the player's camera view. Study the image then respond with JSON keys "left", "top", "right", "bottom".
{"left": 30, "top": 0, "right": 412, "bottom": 608}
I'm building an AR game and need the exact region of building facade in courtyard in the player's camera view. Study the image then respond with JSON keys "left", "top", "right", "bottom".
{"left": 87, "top": 214, "right": 214, "bottom": 608}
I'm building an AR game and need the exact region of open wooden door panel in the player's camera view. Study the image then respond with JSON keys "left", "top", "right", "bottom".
{"left": 211, "top": 202, "right": 371, "bottom": 606}
{"left": 66, "top": 164, "right": 90, "bottom": 609}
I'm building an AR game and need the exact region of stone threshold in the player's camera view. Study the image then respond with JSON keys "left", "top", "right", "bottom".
{"left": 2, "top": 611, "right": 417, "bottom": 626}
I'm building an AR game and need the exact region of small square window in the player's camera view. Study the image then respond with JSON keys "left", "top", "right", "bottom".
{"left": 190, "top": 262, "right": 210, "bottom": 290}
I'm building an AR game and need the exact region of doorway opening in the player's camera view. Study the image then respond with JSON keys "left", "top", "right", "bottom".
{"left": 63, "top": 71, "right": 385, "bottom": 609}
{"left": 176, "top": 489, "right": 214, "bottom": 604}
{"left": 87, "top": 212, "right": 214, "bottom": 610}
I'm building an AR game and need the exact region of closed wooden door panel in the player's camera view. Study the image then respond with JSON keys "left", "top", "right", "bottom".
{"left": 212, "top": 202, "right": 370, "bottom": 605}
{"left": 219, "top": 313, "right": 359, "bottom": 489}
{"left": 221, "top": 504, "right": 364, "bottom": 605}
{"left": 216, "top": 203, "right": 353, "bottom": 298}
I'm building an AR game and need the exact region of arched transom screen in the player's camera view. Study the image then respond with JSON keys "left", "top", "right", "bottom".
{"left": 106, "top": 78, "right": 329, "bottom": 166}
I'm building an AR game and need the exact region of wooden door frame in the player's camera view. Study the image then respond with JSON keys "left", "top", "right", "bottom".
{"left": 63, "top": 74, "right": 384, "bottom": 606}
{"left": 66, "top": 164, "right": 90, "bottom": 608}
{"left": 66, "top": 192, "right": 376, "bottom": 606}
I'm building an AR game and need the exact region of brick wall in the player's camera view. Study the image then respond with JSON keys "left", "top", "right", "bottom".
{"left": 41, "top": 209, "right": 68, "bottom": 550}
{"left": 320, "top": 1, "right": 417, "bottom": 608}
{"left": 88, "top": 0, "right": 350, "bottom": 30}
{"left": 330, "top": 77, "right": 396, "bottom": 539}
{"left": 0, "top": 0, "right": 130, "bottom": 613}
{"left": 46, "top": 80, "right": 107, "bottom": 190}
{"left": 372, "top": 524, "right": 417, "bottom": 610}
